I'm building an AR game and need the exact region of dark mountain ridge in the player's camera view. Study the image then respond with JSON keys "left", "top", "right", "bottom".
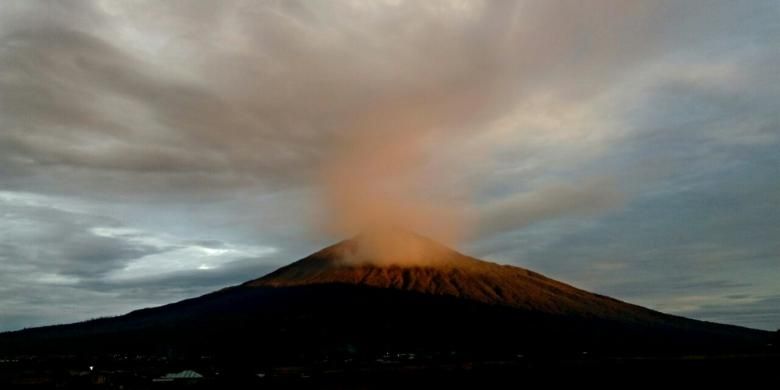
{"left": 0, "top": 230, "right": 771, "bottom": 361}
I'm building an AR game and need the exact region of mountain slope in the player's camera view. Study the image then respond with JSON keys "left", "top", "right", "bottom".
{"left": 250, "top": 230, "right": 675, "bottom": 325}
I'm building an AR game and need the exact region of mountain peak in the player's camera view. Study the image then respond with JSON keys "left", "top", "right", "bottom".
{"left": 347, "top": 226, "right": 467, "bottom": 266}
{"left": 246, "top": 229, "right": 486, "bottom": 288}
{"left": 313, "top": 227, "right": 472, "bottom": 268}
{"left": 246, "top": 232, "right": 676, "bottom": 325}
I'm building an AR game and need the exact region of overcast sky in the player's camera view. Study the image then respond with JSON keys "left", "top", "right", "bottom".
{"left": 1, "top": 0, "right": 778, "bottom": 332}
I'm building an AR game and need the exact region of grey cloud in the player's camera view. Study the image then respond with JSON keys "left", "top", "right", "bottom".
{"left": 188, "top": 240, "right": 228, "bottom": 249}
{"left": 0, "top": 203, "right": 165, "bottom": 278}
{"left": 477, "top": 178, "right": 625, "bottom": 237}
{"left": 0, "top": 27, "right": 239, "bottom": 174}
{"left": 678, "top": 295, "right": 780, "bottom": 331}
{"left": 85, "top": 258, "right": 279, "bottom": 294}
{"left": 597, "top": 278, "right": 751, "bottom": 299}
{"left": 0, "top": 0, "right": 703, "bottom": 199}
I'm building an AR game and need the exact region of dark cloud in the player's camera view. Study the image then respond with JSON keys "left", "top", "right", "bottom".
{"left": 0, "top": 203, "right": 164, "bottom": 278}
{"left": 726, "top": 294, "right": 752, "bottom": 300}
{"left": 597, "top": 278, "right": 751, "bottom": 299}
{"left": 476, "top": 178, "right": 625, "bottom": 237}
{"left": 680, "top": 295, "right": 780, "bottom": 332}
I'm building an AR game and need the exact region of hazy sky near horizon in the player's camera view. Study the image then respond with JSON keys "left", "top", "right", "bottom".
{"left": 1, "top": 0, "right": 779, "bottom": 331}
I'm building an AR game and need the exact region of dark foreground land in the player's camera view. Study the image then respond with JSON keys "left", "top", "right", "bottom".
{"left": 2, "top": 352, "right": 779, "bottom": 389}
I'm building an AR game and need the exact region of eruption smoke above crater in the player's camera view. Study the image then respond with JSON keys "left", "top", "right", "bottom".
{"left": 316, "top": 95, "right": 479, "bottom": 247}
{"left": 302, "top": 1, "right": 658, "bottom": 248}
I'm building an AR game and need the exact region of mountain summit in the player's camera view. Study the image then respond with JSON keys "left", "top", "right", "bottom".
{"left": 0, "top": 231, "right": 771, "bottom": 358}
{"left": 261, "top": 227, "right": 467, "bottom": 270}
{"left": 248, "top": 230, "right": 723, "bottom": 327}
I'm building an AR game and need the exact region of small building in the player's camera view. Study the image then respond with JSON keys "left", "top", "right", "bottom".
{"left": 153, "top": 370, "right": 204, "bottom": 383}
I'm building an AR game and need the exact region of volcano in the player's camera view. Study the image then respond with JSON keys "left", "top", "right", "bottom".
{"left": 0, "top": 230, "right": 771, "bottom": 361}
